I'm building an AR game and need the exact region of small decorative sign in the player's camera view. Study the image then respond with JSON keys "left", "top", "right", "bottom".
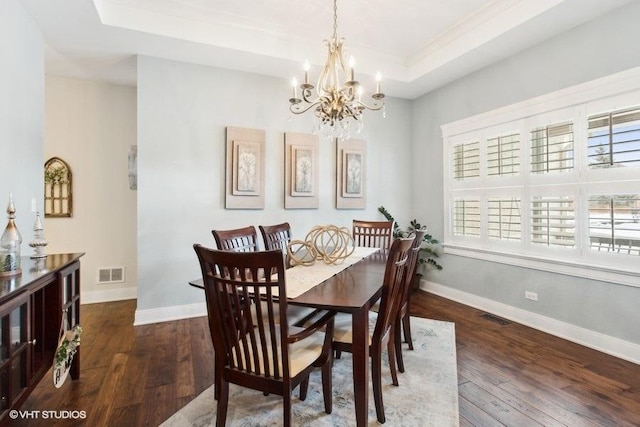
{"left": 53, "top": 324, "right": 82, "bottom": 388}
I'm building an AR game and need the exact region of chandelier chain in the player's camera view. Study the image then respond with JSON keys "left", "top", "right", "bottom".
{"left": 332, "top": 0, "right": 338, "bottom": 40}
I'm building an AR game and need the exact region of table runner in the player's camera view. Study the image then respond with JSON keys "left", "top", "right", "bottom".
{"left": 276, "top": 246, "right": 380, "bottom": 298}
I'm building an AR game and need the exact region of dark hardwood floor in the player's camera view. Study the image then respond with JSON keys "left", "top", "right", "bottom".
{"left": 12, "top": 291, "right": 640, "bottom": 426}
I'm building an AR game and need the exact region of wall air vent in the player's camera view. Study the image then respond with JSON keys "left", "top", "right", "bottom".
{"left": 97, "top": 267, "right": 125, "bottom": 284}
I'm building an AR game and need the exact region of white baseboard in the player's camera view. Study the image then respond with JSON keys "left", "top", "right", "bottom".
{"left": 134, "top": 302, "right": 207, "bottom": 326}
{"left": 421, "top": 280, "right": 640, "bottom": 365}
{"left": 82, "top": 286, "right": 138, "bottom": 304}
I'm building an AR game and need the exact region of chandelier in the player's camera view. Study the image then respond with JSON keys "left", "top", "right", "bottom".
{"left": 288, "top": 0, "right": 385, "bottom": 139}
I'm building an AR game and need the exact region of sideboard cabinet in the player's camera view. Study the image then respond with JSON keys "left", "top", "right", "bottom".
{"left": 0, "top": 253, "right": 83, "bottom": 423}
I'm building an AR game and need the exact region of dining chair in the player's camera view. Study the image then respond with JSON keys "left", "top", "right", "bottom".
{"left": 259, "top": 222, "right": 292, "bottom": 252}
{"left": 395, "top": 229, "right": 426, "bottom": 373}
{"left": 352, "top": 219, "right": 394, "bottom": 249}
{"left": 213, "top": 224, "right": 315, "bottom": 326}
{"left": 259, "top": 222, "right": 319, "bottom": 325}
{"left": 332, "top": 236, "right": 414, "bottom": 424}
{"left": 212, "top": 225, "right": 259, "bottom": 252}
{"left": 193, "top": 245, "right": 336, "bottom": 427}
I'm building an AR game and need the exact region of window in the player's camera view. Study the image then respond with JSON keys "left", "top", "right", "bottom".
{"left": 588, "top": 107, "right": 640, "bottom": 168}
{"left": 589, "top": 195, "right": 640, "bottom": 255}
{"left": 443, "top": 69, "right": 640, "bottom": 287}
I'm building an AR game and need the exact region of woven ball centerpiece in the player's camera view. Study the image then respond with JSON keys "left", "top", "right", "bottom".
{"left": 287, "top": 225, "right": 355, "bottom": 266}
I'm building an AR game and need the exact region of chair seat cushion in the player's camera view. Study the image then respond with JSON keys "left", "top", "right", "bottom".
{"left": 255, "top": 302, "right": 321, "bottom": 326}
{"left": 332, "top": 311, "right": 378, "bottom": 346}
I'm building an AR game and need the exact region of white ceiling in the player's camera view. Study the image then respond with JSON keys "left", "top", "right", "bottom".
{"left": 20, "top": 0, "right": 634, "bottom": 99}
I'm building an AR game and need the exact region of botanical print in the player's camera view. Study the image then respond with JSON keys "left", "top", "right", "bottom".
{"left": 345, "top": 152, "right": 362, "bottom": 195}
{"left": 236, "top": 144, "right": 257, "bottom": 192}
{"left": 226, "top": 128, "right": 265, "bottom": 209}
{"left": 285, "top": 133, "right": 319, "bottom": 209}
{"left": 295, "top": 148, "right": 313, "bottom": 193}
{"left": 336, "top": 140, "right": 366, "bottom": 209}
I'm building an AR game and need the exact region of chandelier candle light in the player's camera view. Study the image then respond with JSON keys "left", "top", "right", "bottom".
{"left": 289, "top": 0, "right": 385, "bottom": 139}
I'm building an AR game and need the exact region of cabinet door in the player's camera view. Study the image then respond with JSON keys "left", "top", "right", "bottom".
{"left": 0, "top": 293, "right": 30, "bottom": 415}
{"left": 30, "top": 278, "right": 58, "bottom": 379}
{"left": 59, "top": 262, "right": 80, "bottom": 380}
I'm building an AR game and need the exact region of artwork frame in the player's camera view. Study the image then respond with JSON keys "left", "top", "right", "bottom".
{"left": 285, "top": 133, "right": 319, "bottom": 209}
{"left": 44, "top": 156, "right": 73, "bottom": 218}
{"left": 128, "top": 145, "right": 137, "bottom": 191}
{"left": 225, "top": 127, "right": 265, "bottom": 209}
{"left": 336, "top": 139, "right": 366, "bottom": 209}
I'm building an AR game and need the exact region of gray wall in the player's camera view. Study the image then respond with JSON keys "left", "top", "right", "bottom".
{"left": 136, "top": 56, "right": 412, "bottom": 311}
{"left": 412, "top": 1, "right": 640, "bottom": 344}
{"left": 0, "top": 0, "right": 43, "bottom": 246}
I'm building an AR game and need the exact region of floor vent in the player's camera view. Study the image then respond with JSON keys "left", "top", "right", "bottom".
{"left": 98, "top": 267, "right": 125, "bottom": 284}
{"left": 481, "top": 313, "right": 511, "bottom": 325}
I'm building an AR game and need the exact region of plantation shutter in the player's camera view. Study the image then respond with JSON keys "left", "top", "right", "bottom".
{"left": 487, "top": 133, "right": 520, "bottom": 176}
{"left": 453, "top": 199, "right": 480, "bottom": 237}
{"left": 531, "top": 196, "right": 575, "bottom": 247}
{"left": 530, "top": 122, "right": 574, "bottom": 173}
{"left": 488, "top": 198, "right": 521, "bottom": 240}
{"left": 452, "top": 141, "right": 480, "bottom": 179}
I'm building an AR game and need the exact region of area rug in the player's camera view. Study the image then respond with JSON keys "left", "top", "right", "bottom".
{"left": 161, "top": 317, "right": 459, "bottom": 426}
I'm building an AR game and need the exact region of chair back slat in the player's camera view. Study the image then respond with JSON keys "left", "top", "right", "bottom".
{"left": 212, "top": 226, "right": 259, "bottom": 252}
{"left": 194, "top": 246, "right": 289, "bottom": 380}
{"left": 353, "top": 220, "right": 394, "bottom": 249}
{"left": 373, "top": 237, "right": 414, "bottom": 340}
{"left": 401, "top": 230, "right": 426, "bottom": 304}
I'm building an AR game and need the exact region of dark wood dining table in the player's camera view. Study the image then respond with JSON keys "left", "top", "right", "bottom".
{"left": 189, "top": 248, "right": 388, "bottom": 427}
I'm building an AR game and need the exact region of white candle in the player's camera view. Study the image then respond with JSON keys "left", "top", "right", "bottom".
{"left": 349, "top": 56, "right": 355, "bottom": 81}
{"left": 292, "top": 77, "right": 298, "bottom": 98}
{"left": 304, "top": 60, "right": 310, "bottom": 84}
{"left": 376, "top": 72, "right": 381, "bottom": 94}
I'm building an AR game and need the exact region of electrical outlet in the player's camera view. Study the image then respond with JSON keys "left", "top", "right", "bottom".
{"left": 525, "top": 291, "right": 538, "bottom": 301}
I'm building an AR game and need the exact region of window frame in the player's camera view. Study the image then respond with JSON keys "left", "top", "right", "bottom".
{"left": 442, "top": 67, "right": 640, "bottom": 288}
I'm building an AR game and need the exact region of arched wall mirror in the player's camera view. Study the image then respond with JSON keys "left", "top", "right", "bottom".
{"left": 44, "top": 157, "right": 73, "bottom": 218}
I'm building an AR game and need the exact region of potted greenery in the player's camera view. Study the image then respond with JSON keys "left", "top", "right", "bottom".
{"left": 378, "top": 206, "right": 442, "bottom": 291}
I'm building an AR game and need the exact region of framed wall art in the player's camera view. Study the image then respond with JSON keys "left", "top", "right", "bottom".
{"left": 336, "top": 139, "right": 366, "bottom": 209}
{"left": 44, "top": 156, "right": 73, "bottom": 217}
{"left": 225, "top": 127, "right": 265, "bottom": 209}
{"left": 284, "top": 133, "right": 319, "bottom": 209}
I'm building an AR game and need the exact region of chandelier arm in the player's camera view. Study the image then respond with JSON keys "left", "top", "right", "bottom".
{"left": 354, "top": 99, "right": 385, "bottom": 112}
{"left": 301, "top": 87, "right": 318, "bottom": 103}
{"left": 290, "top": 101, "right": 324, "bottom": 115}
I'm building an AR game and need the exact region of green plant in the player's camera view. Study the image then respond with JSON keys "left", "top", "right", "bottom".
{"left": 378, "top": 206, "right": 443, "bottom": 271}
{"left": 44, "top": 166, "right": 68, "bottom": 185}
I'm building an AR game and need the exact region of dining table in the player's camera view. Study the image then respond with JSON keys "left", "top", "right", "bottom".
{"left": 189, "top": 246, "right": 388, "bottom": 427}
